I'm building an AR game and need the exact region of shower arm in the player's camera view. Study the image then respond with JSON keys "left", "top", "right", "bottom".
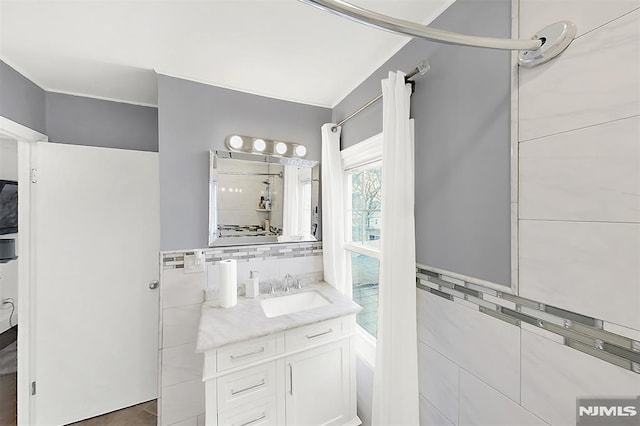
{"left": 298, "top": 0, "right": 577, "bottom": 68}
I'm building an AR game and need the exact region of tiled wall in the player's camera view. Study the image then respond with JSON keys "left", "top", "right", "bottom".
{"left": 158, "top": 241, "right": 323, "bottom": 426}
{"left": 415, "top": 266, "right": 640, "bottom": 426}
{"left": 405, "top": 3, "right": 640, "bottom": 426}
{"left": 518, "top": 1, "right": 640, "bottom": 331}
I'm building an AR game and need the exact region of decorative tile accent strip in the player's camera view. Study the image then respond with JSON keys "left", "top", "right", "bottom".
{"left": 416, "top": 266, "right": 640, "bottom": 375}
{"left": 161, "top": 241, "right": 323, "bottom": 269}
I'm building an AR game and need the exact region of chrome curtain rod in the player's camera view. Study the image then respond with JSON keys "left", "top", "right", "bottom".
{"left": 299, "top": 0, "right": 576, "bottom": 68}
{"left": 332, "top": 59, "right": 430, "bottom": 132}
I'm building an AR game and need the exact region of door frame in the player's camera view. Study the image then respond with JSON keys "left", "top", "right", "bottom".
{"left": 0, "top": 116, "right": 48, "bottom": 426}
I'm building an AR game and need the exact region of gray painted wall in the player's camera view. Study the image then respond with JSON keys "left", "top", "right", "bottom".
{"left": 333, "top": 0, "right": 512, "bottom": 286}
{"left": 46, "top": 92, "right": 158, "bottom": 152}
{"left": 0, "top": 61, "right": 46, "bottom": 134}
{"left": 158, "top": 74, "right": 331, "bottom": 251}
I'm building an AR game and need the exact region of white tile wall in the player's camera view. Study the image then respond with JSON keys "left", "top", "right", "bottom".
{"left": 161, "top": 379, "right": 206, "bottom": 426}
{"left": 417, "top": 341, "right": 459, "bottom": 425}
{"left": 206, "top": 255, "right": 322, "bottom": 295}
{"left": 161, "top": 342, "right": 204, "bottom": 388}
{"left": 197, "top": 413, "right": 205, "bottom": 426}
{"left": 168, "top": 416, "right": 197, "bottom": 426}
{"left": 416, "top": 290, "right": 521, "bottom": 402}
{"left": 163, "top": 269, "right": 205, "bottom": 309}
{"left": 519, "top": 220, "right": 640, "bottom": 330}
{"left": 519, "top": 0, "right": 640, "bottom": 39}
{"left": 162, "top": 304, "right": 202, "bottom": 349}
{"left": 459, "top": 370, "right": 548, "bottom": 426}
{"left": 521, "top": 330, "right": 640, "bottom": 426}
{"left": 519, "top": 9, "right": 640, "bottom": 141}
{"left": 520, "top": 116, "right": 640, "bottom": 222}
{"left": 419, "top": 395, "right": 455, "bottom": 426}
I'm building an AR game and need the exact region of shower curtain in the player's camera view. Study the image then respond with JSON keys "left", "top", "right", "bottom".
{"left": 320, "top": 124, "right": 347, "bottom": 293}
{"left": 372, "top": 71, "right": 419, "bottom": 425}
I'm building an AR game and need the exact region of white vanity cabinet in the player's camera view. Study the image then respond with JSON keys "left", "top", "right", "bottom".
{"left": 285, "top": 339, "right": 350, "bottom": 426}
{"left": 203, "top": 315, "right": 360, "bottom": 426}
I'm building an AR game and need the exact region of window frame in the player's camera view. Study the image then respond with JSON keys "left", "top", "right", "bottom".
{"left": 341, "top": 133, "right": 383, "bottom": 367}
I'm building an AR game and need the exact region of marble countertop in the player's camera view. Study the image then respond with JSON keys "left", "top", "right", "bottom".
{"left": 196, "top": 282, "right": 363, "bottom": 353}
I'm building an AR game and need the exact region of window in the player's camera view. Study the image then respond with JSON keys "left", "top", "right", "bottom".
{"left": 341, "top": 133, "right": 383, "bottom": 344}
{"left": 346, "top": 166, "right": 381, "bottom": 338}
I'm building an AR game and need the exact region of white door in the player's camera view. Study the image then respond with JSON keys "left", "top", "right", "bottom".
{"left": 32, "top": 142, "right": 160, "bottom": 425}
{"left": 285, "top": 339, "right": 350, "bottom": 426}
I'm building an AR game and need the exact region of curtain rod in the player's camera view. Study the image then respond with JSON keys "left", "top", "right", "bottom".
{"left": 332, "top": 59, "right": 430, "bottom": 132}
{"left": 299, "top": 0, "right": 576, "bottom": 68}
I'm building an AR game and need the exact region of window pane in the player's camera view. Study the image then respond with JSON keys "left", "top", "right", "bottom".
{"left": 363, "top": 168, "right": 382, "bottom": 211}
{"left": 351, "top": 210, "right": 364, "bottom": 244}
{"left": 363, "top": 209, "right": 381, "bottom": 249}
{"left": 350, "top": 252, "right": 379, "bottom": 337}
{"left": 348, "top": 166, "right": 382, "bottom": 250}
{"left": 350, "top": 172, "right": 363, "bottom": 210}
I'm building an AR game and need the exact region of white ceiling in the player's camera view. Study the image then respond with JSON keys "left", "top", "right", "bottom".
{"left": 0, "top": 0, "right": 454, "bottom": 108}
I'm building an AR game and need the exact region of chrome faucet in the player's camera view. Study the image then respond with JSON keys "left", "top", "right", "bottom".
{"left": 283, "top": 274, "right": 294, "bottom": 292}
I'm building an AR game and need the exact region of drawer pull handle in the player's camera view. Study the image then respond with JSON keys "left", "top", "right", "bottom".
{"left": 239, "top": 413, "right": 266, "bottom": 426}
{"left": 289, "top": 364, "right": 293, "bottom": 395}
{"left": 305, "top": 328, "right": 333, "bottom": 339}
{"left": 230, "top": 347, "right": 265, "bottom": 360}
{"left": 231, "top": 379, "right": 266, "bottom": 396}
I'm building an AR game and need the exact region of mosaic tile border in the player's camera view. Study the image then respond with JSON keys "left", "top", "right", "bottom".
{"left": 416, "top": 266, "right": 640, "bottom": 375}
{"left": 162, "top": 241, "right": 323, "bottom": 269}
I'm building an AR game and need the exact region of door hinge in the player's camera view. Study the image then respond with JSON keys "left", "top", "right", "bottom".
{"left": 31, "top": 168, "right": 38, "bottom": 184}
{"left": 31, "top": 381, "right": 36, "bottom": 396}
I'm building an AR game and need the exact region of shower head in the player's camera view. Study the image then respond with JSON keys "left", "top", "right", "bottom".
{"left": 263, "top": 180, "right": 270, "bottom": 185}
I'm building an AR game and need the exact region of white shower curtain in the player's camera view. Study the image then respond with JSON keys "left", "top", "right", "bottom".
{"left": 372, "top": 71, "right": 419, "bottom": 425}
{"left": 321, "top": 124, "right": 347, "bottom": 293}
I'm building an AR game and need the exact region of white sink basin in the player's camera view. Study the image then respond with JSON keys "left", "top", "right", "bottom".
{"left": 261, "top": 291, "right": 331, "bottom": 318}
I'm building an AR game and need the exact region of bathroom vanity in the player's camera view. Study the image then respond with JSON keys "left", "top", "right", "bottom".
{"left": 197, "top": 282, "right": 362, "bottom": 426}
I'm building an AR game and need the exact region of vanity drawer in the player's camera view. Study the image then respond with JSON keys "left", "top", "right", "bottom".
{"left": 217, "top": 361, "right": 278, "bottom": 411}
{"left": 217, "top": 334, "right": 280, "bottom": 372}
{"left": 218, "top": 395, "right": 280, "bottom": 426}
{"left": 285, "top": 317, "right": 346, "bottom": 352}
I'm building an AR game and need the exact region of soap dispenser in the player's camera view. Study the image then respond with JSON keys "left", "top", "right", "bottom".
{"left": 246, "top": 271, "right": 260, "bottom": 298}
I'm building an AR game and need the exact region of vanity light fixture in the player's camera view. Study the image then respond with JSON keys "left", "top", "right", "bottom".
{"left": 224, "top": 134, "right": 308, "bottom": 158}
{"left": 275, "top": 142, "right": 288, "bottom": 155}
{"left": 253, "top": 139, "right": 267, "bottom": 152}
{"left": 228, "top": 135, "right": 244, "bottom": 149}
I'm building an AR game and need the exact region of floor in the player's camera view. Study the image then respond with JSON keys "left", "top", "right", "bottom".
{"left": 0, "top": 338, "right": 157, "bottom": 426}
{"left": 69, "top": 400, "right": 157, "bottom": 426}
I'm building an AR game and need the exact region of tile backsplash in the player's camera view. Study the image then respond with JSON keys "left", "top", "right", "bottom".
{"left": 162, "top": 241, "right": 323, "bottom": 270}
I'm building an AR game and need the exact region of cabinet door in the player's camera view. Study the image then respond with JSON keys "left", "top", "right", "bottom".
{"left": 285, "top": 339, "right": 350, "bottom": 426}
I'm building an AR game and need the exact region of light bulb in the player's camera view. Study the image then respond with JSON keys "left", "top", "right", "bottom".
{"left": 275, "top": 142, "right": 287, "bottom": 155}
{"left": 229, "top": 135, "right": 243, "bottom": 149}
{"left": 294, "top": 145, "right": 307, "bottom": 157}
{"left": 253, "top": 139, "right": 266, "bottom": 152}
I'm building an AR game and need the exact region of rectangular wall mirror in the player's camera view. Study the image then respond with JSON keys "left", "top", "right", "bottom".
{"left": 209, "top": 150, "right": 320, "bottom": 246}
